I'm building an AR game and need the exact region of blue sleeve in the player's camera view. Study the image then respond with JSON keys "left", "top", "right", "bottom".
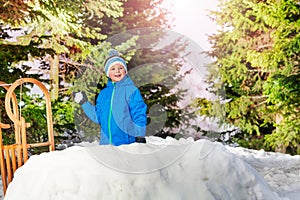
{"left": 129, "top": 89, "right": 147, "bottom": 137}
{"left": 81, "top": 101, "right": 99, "bottom": 124}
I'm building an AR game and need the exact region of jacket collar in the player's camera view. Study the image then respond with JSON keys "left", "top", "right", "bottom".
{"left": 107, "top": 74, "right": 133, "bottom": 87}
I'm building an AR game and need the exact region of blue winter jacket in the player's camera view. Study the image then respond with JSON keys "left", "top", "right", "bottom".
{"left": 82, "top": 75, "right": 147, "bottom": 146}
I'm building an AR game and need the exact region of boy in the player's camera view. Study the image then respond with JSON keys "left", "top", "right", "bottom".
{"left": 74, "top": 50, "right": 147, "bottom": 146}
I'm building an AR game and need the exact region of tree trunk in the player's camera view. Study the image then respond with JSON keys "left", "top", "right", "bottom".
{"left": 49, "top": 54, "right": 60, "bottom": 137}
{"left": 50, "top": 54, "right": 59, "bottom": 101}
{"left": 275, "top": 113, "right": 285, "bottom": 153}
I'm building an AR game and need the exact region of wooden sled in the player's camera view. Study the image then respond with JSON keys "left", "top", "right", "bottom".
{"left": 0, "top": 78, "right": 55, "bottom": 195}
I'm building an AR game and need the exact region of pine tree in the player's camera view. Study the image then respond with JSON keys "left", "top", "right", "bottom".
{"left": 203, "top": 0, "right": 299, "bottom": 154}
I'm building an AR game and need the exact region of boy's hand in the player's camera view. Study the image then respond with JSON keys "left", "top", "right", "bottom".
{"left": 135, "top": 137, "right": 146, "bottom": 143}
{"left": 73, "top": 91, "right": 88, "bottom": 105}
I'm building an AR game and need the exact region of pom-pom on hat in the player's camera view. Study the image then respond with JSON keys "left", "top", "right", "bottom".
{"left": 104, "top": 49, "right": 127, "bottom": 76}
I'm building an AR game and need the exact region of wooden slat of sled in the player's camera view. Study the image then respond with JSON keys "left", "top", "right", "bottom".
{"left": 0, "top": 123, "right": 21, "bottom": 195}
{"left": 0, "top": 123, "right": 9, "bottom": 194}
{"left": 1, "top": 144, "right": 24, "bottom": 194}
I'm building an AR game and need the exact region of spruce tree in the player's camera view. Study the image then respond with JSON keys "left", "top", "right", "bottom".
{"left": 203, "top": 0, "right": 299, "bottom": 154}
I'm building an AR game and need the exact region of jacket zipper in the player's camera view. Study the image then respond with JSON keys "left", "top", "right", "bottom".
{"left": 108, "top": 83, "right": 116, "bottom": 144}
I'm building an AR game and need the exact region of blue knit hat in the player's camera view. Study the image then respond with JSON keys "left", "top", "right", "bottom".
{"left": 104, "top": 49, "right": 127, "bottom": 76}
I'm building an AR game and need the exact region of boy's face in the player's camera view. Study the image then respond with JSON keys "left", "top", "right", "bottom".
{"left": 108, "top": 64, "right": 127, "bottom": 82}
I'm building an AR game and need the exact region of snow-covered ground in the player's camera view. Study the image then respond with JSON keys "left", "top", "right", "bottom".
{"left": 1, "top": 136, "right": 300, "bottom": 200}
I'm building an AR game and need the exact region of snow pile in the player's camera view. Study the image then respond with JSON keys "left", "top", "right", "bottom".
{"left": 228, "top": 147, "right": 300, "bottom": 200}
{"left": 4, "top": 137, "right": 283, "bottom": 200}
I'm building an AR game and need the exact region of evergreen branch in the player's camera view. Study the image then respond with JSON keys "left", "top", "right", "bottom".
{"left": 255, "top": 100, "right": 267, "bottom": 107}
{"left": 255, "top": 44, "right": 273, "bottom": 51}
{"left": 249, "top": 95, "right": 269, "bottom": 99}
{"left": 60, "top": 59, "right": 84, "bottom": 67}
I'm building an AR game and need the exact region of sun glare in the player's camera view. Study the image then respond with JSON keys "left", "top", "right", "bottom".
{"left": 163, "top": 0, "right": 218, "bottom": 50}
